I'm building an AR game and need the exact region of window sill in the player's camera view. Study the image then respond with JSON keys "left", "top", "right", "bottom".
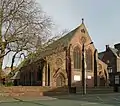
{"left": 74, "top": 69, "right": 81, "bottom": 71}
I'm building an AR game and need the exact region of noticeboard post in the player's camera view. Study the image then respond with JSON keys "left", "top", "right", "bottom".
{"left": 115, "top": 75, "right": 119, "bottom": 85}
{"left": 114, "top": 74, "right": 120, "bottom": 92}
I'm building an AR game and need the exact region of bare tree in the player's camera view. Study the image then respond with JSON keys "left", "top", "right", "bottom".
{"left": 42, "top": 28, "right": 69, "bottom": 47}
{"left": 0, "top": 0, "right": 53, "bottom": 78}
{"left": 10, "top": 28, "right": 69, "bottom": 70}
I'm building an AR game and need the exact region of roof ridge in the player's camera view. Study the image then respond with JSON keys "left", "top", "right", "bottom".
{"left": 109, "top": 47, "right": 118, "bottom": 50}
{"left": 46, "top": 24, "right": 82, "bottom": 47}
{"left": 109, "top": 47, "right": 118, "bottom": 57}
{"left": 98, "top": 51, "right": 105, "bottom": 54}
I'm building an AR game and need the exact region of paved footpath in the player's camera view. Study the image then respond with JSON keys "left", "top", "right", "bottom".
{"left": 0, "top": 93, "right": 120, "bottom": 106}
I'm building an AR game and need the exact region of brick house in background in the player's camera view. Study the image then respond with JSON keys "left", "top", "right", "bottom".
{"left": 98, "top": 43, "right": 120, "bottom": 86}
{"left": 18, "top": 19, "right": 108, "bottom": 87}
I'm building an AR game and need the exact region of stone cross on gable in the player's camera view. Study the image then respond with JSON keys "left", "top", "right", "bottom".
{"left": 82, "top": 18, "right": 84, "bottom": 24}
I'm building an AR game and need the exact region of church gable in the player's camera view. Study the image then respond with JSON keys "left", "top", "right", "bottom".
{"left": 70, "top": 20, "right": 96, "bottom": 72}
{"left": 70, "top": 19, "right": 94, "bottom": 50}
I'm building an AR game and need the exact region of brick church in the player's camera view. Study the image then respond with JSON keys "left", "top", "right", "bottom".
{"left": 18, "top": 19, "right": 108, "bottom": 87}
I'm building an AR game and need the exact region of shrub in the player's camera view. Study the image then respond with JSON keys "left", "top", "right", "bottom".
{"left": 5, "top": 81, "right": 14, "bottom": 86}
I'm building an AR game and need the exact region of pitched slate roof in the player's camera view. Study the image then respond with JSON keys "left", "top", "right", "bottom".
{"left": 98, "top": 51, "right": 105, "bottom": 60}
{"left": 36, "top": 26, "right": 80, "bottom": 58}
{"left": 109, "top": 47, "right": 118, "bottom": 57}
{"left": 99, "top": 47, "right": 119, "bottom": 60}
{"left": 47, "top": 28, "right": 79, "bottom": 49}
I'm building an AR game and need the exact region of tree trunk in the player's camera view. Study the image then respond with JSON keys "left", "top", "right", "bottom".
{"left": 11, "top": 52, "right": 18, "bottom": 72}
{"left": 0, "top": 55, "right": 4, "bottom": 82}
{"left": 0, "top": 45, "right": 6, "bottom": 82}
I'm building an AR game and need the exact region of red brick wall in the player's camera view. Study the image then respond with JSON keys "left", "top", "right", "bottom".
{"left": 0, "top": 86, "right": 54, "bottom": 97}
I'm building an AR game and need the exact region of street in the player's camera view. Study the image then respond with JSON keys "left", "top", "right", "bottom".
{"left": 0, "top": 93, "right": 120, "bottom": 106}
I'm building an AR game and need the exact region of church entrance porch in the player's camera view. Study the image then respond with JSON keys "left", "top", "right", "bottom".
{"left": 56, "top": 73, "right": 66, "bottom": 87}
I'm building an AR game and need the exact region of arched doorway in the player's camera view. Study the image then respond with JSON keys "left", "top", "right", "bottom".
{"left": 100, "top": 77, "right": 105, "bottom": 86}
{"left": 56, "top": 73, "right": 65, "bottom": 87}
{"left": 99, "top": 71, "right": 106, "bottom": 86}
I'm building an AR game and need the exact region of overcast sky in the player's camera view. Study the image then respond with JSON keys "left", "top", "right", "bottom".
{"left": 37, "top": 0, "right": 120, "bottom": 52}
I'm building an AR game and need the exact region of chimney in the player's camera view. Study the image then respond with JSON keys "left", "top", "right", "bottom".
{"left": 106, "top": 45, "right": 109, "bottom": 50}
{"left": 114, "top": 43, "right": 120, "bottom": 50}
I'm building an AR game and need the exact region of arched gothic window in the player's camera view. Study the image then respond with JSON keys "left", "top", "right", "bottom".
{"left": 86, "top": 48, "right": 92, "bottom": 70}
{"left": 73, "top": 46, "right": 81, "bottom": 69}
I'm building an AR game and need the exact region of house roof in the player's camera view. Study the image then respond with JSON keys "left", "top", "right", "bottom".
{"left": 98, "top": 51, "right": 105, "bottom": 60}
{"left": 99, "top": 47, "right": 119, "bottom": 61}
{"left": 98, "top": 47, "right": 119, "bottom": 60}
{"left": 109, "top": 47, "right": 118, "bottom": 57}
